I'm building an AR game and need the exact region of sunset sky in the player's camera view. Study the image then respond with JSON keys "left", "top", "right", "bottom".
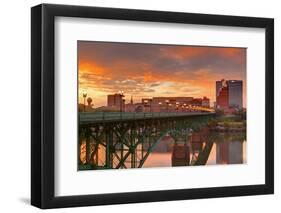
{"left": 78, "top": 41, "right": 246, "bottom": 107}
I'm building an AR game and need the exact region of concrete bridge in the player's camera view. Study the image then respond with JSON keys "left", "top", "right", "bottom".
{"left": 79, "top": 111, "right": 215, "bottom": 170}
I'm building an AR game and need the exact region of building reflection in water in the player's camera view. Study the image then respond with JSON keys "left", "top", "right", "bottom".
{"left": 80, "top": 129, "right": 246, "bottom": 168}
{"left": 216, "top": 140, "right": 243, "bottom": 164}
{"left": 143, "top": 131, "right": 246, "bottom": 168}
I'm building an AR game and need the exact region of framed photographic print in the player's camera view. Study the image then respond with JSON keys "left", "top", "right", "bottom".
{"left": 31, "top": 4, "right": 274, "bottom": 209}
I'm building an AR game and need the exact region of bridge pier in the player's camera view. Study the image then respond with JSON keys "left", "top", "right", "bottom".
{"left": 105, "top": 128, "right": 113, "bottom": 168}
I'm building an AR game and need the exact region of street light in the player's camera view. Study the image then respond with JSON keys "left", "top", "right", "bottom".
{"left": 122, "top": 99, "right": 125, "bottom": 112}
{"left": 158, "top": 102, "right": 162, "bottom": 112}
{"left": 168, "top": 103, "right": 172, "bottom": 112}
{"left": 82, "top": 90, "right": 87, "bottom": 112}
{"left": 119, "top": 90, "right": 124, "bottom": 96}
{"left": 119, "top": 90, "right": 124, "bottom": 112}
{"left": 165, "top": 99, "right": 169, "bottom": 112}
{"left": 175, "top": 102, "right": 179, "bottom": 112}
{"left": 143, "top": 99, "right": 148, "bottom": 112}
{"left": 149, "top": 97, "right": 153, "bottom": 112}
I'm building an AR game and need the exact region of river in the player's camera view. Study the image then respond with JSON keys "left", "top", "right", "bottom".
{"left": 143, "top": 132, "right": 246, "bottom": 168}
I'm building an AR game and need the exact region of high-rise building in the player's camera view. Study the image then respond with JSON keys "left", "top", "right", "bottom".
{"left": 217, "top": 86, "right": 229, "bottom": 109}
{"left": 216, "top": 79, "right": 243, "bottom": 110}
{"left": 227, "top": 80, "right": 243, "bottom": 109}
{"left": 216, "top": 80, "right": 223, "bottom": 98}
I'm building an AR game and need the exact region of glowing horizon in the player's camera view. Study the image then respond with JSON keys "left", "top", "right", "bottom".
{"left": 78, "top": 41, "right": 246, "bottom": 108}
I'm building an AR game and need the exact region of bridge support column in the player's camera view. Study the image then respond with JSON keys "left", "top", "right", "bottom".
{"left": 130, "top": 125, "right": 137, "bottom": 168}
{"left": 105, "top": 128, "right": 113, "bottom": 169}
{"left": 85, "top": 129, "right": 91, "bottom": 165}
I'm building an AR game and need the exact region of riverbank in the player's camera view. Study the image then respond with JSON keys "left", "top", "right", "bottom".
{"left": 207, "top": 116, "right": 246, "bottom": 132}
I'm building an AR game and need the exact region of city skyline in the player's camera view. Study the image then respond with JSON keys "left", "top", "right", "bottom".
{"left": 78, "top": 41, "right": 246, "bottom": 107}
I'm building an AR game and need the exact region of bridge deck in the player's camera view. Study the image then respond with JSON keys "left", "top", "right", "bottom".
{"left": 79, "top": 112, "right": 215, "bottom": 124}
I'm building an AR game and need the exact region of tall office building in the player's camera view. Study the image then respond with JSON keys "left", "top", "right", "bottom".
{"left": 216, "top": 79, "right": 243, "bottom": 109}
{"left": 216, "top": 80, "right": 223, "bottom": 98}
{"left": 217, "top": 86, "right": 229, "bottom": 109}
{"left": 227, "top": 80, "right": 243, "bottom": 109}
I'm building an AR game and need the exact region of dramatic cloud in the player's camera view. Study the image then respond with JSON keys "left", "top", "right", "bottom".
{"left": 78, "top": 41, "right": 246, "bottom": 107}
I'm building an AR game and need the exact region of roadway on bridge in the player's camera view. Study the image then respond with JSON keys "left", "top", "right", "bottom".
{"left": 79, "top": 112, "right": 215, "bottom": 124}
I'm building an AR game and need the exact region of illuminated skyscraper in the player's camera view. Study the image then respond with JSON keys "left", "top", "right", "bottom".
{"left": 216, "top": 79, "right": 243, "bottom": 109}
{"left": 216, "top": 80, "right": 223, "bottom": 98}
{"left": 227, "top": 80, "right": 243, "bottom": 109}
{"left": 217, "top": 86, "right": 229, "bottom": 109}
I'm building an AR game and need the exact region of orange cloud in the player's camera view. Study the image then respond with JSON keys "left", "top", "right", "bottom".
{"left": 78, "top": 42, "right": 246, "bottom": 107}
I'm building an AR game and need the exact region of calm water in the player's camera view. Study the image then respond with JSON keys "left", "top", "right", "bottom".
{"left": 80, "top": 130, "right": 246, "bottom": 169}
{"left": 143, "top": 132, "right": 246, "bottom": 168}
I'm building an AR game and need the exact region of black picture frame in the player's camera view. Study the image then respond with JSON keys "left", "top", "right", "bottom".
{"left": 31, "top": 3, "right": 274, "bottom": 209}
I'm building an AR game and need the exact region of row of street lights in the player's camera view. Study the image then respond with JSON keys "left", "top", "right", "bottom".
{"left": 145, "top": 99, "right": 196, "bottom": 112}
{"left": 118, "top": 90, "right": 125, "bottom": 112}
{"left": 158, "top": 100, "right": 202, "bottom": 112}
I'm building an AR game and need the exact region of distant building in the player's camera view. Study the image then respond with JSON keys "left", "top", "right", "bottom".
{"left": 107, "top": 93, "right": 125, "bottom": 111}
{"left": 142, "top": 97, "right": 194, "bottom": 112}
{"left": 228, "top": 80, "right": 243, "bottom": 109}
{"left": 118, "top": 95, "right": 211, "bottom": 113}
{"left": 125, "top": 96, "right": 135, "bottom": 112}
{"left": 134, "top": 104, "right": 144, "bottom": 112}
{"left": 217, "top": 86, "right": 229, "bottom": 109}
{"left": 216, "top": 79, "right": 243, "bottom": 110}
{"left": 94, "top": 105, "right": 119, "bottom": 112}
{"left": 216, "top": 80, "right": 223, "bottom": 98}
{"left": 78, "top": 103, "right": 95, "bottom": 112}
{"left": 138, "top": 96, "right": 210, "bottom": 112}
{"left": 213, "top": 101, "right": 217, "bottom": 108}
{"left": 190, "top": 98, "right": 202, "bottom": 106}
{"left": 202, "top": 97, "right": 210, "bottom": 107}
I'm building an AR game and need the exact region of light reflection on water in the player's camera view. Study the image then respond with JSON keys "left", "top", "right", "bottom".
{"left": 80, "top": 131, "right": 246, "bottom": 169}
{"left": 143, "top": 132, "right": 246, "bottom": 168}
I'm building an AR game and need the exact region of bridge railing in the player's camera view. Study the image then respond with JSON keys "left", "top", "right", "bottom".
{"left": 79, "top": 111, "right": 214, "bottom": 124}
